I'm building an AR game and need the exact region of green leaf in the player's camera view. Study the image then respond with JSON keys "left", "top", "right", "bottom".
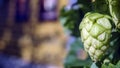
{"left": 92, "top": 0, "right": 109, "bottom": 14}
{"left": 116, "top": 61, "right": 120, "bottom": 68}
{"left": 109, "top": 63, "right": 115, "bottom": 68}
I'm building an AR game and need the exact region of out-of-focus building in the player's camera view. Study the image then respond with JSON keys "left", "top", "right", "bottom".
{"left": 0, "top": 0, "right": 68, "bottom": 68}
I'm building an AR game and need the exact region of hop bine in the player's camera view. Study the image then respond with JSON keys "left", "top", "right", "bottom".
{"left": 79, "top": 12, "right": 112, "bottom": 62}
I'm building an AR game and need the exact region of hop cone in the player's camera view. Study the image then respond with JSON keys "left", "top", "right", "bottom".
{"left": 79, "top": 12, "right": 112, "bottom": 61}
{"left": 108, "top": 0, "right": 120, "bottom": 31}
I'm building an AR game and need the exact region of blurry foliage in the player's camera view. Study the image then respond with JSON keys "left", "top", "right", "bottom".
{"left": 60, "top": 0, "right": 92, "bottom": 37}
{"left": 64, "top": 38, "right": 92, "bottom": 68}
{"left": 60, "top": 0, "right": 92, "bottom": 67}
{"left": 60, "top": 0, "right": 93, "bottom": 67}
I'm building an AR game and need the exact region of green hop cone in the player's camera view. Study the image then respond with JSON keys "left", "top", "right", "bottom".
{"left": 108, "top": 0, "right": 120, "bottom": 31}
{"left": 79, "top": 12, "right": 112, "bottom": 62}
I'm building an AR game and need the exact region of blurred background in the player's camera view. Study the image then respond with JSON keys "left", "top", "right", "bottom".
{"left": 0, "top": 0, "right": 92, "bottom": 68}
